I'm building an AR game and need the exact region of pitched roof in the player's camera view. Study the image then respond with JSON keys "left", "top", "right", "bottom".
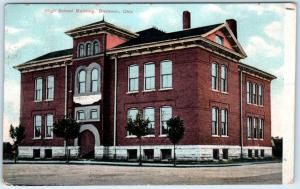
{"left": 238, "top": 62, "right": 276, "bottom": 80}
{"left": 26, "top": 48, "right": 72, "bottom": 62}
{"left": 117, "top": 23, "right": 223, "bottom": 48}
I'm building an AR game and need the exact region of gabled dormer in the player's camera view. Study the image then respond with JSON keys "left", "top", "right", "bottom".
{"left": 65, "top": 19, "right": 138, "bottom": 59}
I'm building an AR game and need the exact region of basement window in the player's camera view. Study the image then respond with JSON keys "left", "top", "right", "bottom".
{"left": 33, "top": 149, "right": 40, "bottom": 159}
{"left": 261, "top": 150, "right": 265, "bottom": 157}
{"left": 144, "top": 149, "right": 154, "bottom": 160}
{"left": 255, "top": 150, "right": 259, "bottom": 157}
{"left": 45, "top": 149, "right": 52, "bottom": 159}
{"left": 222, "top": 149, "right": 228, "bottom": 159}
{"left": 248, "top": 149, "right": 253, "bottom": 158}
{"left": 161, "top": 149, "right": 171, "bottom": 160}
{"left": 127, "top": 149, "right": 137, "bottom": 160}
{"left": 213, "top": 149, "right": 219, "bottom": 160}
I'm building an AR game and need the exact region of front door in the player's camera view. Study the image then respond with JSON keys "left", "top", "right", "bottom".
{"left": 79, "top": 130, "right": 95, "bottom": 158}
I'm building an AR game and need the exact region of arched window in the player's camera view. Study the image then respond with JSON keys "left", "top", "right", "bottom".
{"left": 220, "top": 65, "right": 227, "bottom": 92}
{"left": 78, "top": 44, "right": 84, "bottom": 57}
{"left": 221, "top": 109, "right": 228, "bottom": 136}
{"left": 212, "top": 107, "right": 218, "bottom": 135}
{"left": 211, "top": 63, "right": 218, "bottom": 90}
{"left": 93, "top": 41, "right": 100, "bottom": 54}
{"left": 78, "top": 70, "right": 86, "bottom": 94}
{"left": 91, "top": 68, "right": 99, "bottom": 92}
{"left": 258, "top": 85, "right": 264, "bottom": 106}
{"left": 86, "top": 43, "right": 92, "bottom": 56}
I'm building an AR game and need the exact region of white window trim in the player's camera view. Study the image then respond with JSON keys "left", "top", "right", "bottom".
{"left": 144, "top": 62, "right": 156, "bottom": 91}
{"left": 128, "top": 65, "right": 139, "bottom": 93}
{"left": 160, "top": 60, "right": 173, "bottom": 90}
{"left": 46, "top": 75, "right": 54, "bottom": 101}
{"left": 33, "top": 115, "right": 42, "bottom": 139}
{"left": 34, "top": 77, "right": 43, "bottom": 102}
{"left": 211, "top": 107, "right": 218, "bottom": 136}
{"left": 211, "top": 62, "right": 218, "bottom": 91}
{"left": 160, "top": 106, "right": 172, "bottom": 136}
{"left": 127, "top": 108, "right": 139, "bottom": 137}
{"left": 143, "top": 107, "right": 155, "bottom": 136}
{"left": 45, "top": 114, "right": 54, "bottom": 139}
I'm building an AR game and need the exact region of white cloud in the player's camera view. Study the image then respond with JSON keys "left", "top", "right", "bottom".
{"left": 264, "top": 21, "right": 283, "bottom": 41}
{"left": 139, "top": 7, "right": 177, "bottom": 25}
{"left": 5, "top": 26, "right": 23, "bottom": 34}
{"left": 245, "top": 36, "right": 282, "bottom": 58}
{"left": 205, "top": 5, "right": 227, "bottom": 15}
{"left": 5, "top": 37, "right": 36, "bottom": 55}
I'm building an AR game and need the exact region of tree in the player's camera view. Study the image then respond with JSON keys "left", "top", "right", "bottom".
{"left": 126, "top": 113, "right": 150, "bottom": 166}
{"left": 9, "top": 124, "right": 26, "bottom": 163}
{"left": 167, "top": 116, "right": 185, "bottom": 167}
{"left": 53, "top": 117, "right": 80, "bottom": 162}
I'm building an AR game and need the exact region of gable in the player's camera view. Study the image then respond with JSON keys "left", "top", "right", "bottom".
{"left": 202, "top": 23, "right": 247, "bottom": 58}
{"left": 206, "top": 30, "right": 234, "bottom": 50}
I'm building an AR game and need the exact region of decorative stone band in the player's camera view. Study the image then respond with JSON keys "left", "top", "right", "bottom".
{"left": 73, "top": 94, "right": 102, "bottom": 105}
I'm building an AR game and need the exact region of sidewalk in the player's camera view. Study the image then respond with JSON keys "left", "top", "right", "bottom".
{"left": 3, "top": 159, "right": 281, "bottom": 167}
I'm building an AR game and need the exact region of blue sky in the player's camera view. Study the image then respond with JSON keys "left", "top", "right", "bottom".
{"left": 3, "top": 3, "right": 286, "bottom": 142}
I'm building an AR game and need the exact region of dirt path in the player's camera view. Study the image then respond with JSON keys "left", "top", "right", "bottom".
{"left": 2, "top": 162, "right": 282, "bottom": 185}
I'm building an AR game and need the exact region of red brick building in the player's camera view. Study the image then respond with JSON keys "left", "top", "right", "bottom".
{"left": 15, "top": 11, "right": 276, "bottom": 161}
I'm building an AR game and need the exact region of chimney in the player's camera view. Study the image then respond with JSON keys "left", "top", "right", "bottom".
{"left": 226, "top": 19, "right": 237, "bottom": 38}
{"left": 183, "top": 11, "right": 191, "bottom": 30}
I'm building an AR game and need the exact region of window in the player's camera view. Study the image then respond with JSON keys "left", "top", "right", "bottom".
{"left": 78, "top": 70, "right": 86, "bottom": 94}
{"left": 252, "top": 83, "right": 257, "bottom": 104}
{"left": 127, "top": 149, "right": 137, "bottom": 160}
{"left": 213, "top": 149, "right": 219, "bottom": 160}
{"left": 93, "top": 41, "right": 100, "bottom": 54}
{"left": 255, "top": 149, "right": 259, "bottom": 157}
{"left": 78, "top": 44, "right": 84, "bottom": 57}
{"left": 160, "top": 106, "right": 172, "bottom": 135}
{"left": 34, "top": 115, "right": 42, "bottom": 138}
{"left": 211, "top": 63, "right": 218, "bottom": 90}
{"left": 86, "top": 43, "right": 92, "bottom": 56}
{"left": 90, "top": 109, "right": 98, "bottom": 119}
{"left": 35, "top": 78, "right": 43, "bottom": 101}
{"left": 259, "top": 119, "right": 264, "bottom": 139}
{"left": 45, "top": 149, "right": 52, "bottom": 158}
{"left": 160, "top": 60, "right": 172, "bottom": 89}
{"left": 212, "top": 107, "right": 218, "bottom": 135}
{"left": 128, "top": 65, "right": 139, "bottom": 92}
{"left": 261, "top": 149, "right": 265, "bottom": 157}
{"left": 77, "top": 111, "right": 85, "bottom": 121}
{"left": 248, "top": 149, "right": 252, "bottom": 158}
{"left": 253, "top": 118, "right": 258, "bottom": 139}
{"left": 246, "top": 81, "right": 252, "bottom": 104}
{"left": 215, "top": 35, "right": 224, "bottom": 45}
{"left": 222, "top": 149, "right": 228, "bottom": 159}
{"left": 221, "top": 109, "right": 228, "bottom": 136}
{"left": 33, "top": 149, "right": 40, "bottom": 158}
{"left": 258, "top": 85, "right": 264, "bottom": 106}
{"left": 161, "top": 149, "right": 171, "bottom": 160}
{"left": 247, "top": 117, "right": 252, "bottom": 138}
{"left": 144, "top": 63, "right": 155, "bottom": 90}
{"left": 144, "top": 108, "right": 155, "bottom": 135}
{"left": 220, "top": 65, "right": 227, "bottom": 92}
{"left": 46, "top": 114, "right": 53, "bottom": 138}
{"left": 46, "top": 76, "right": 54, "bottom": 100}
{"left": 127, "top": 108, "right": 139, "bottom": 136}
{"left": 144, "top": 149, "right": 154, "bottom": 160}
{"left": 91, "top": 69, "right": 99, "bottom": 92}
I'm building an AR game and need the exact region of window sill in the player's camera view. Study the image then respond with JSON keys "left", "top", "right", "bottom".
{"left": 32, "top": 137, "right": 41, "bottom": 140}
{"left": 44, "top": 137, "right": 53, "bottom": 140}
{"left": 126, "top": 135, "right": 137, "bottom": 138}
{"left": 76, "top": 119, "right": 100, "bottom": 123}
{"left": 221, "top": 135, "right": 229, "bottom": 137}
{"left": 211, "top": 89, "right": 219, "bottom": 92}
{"left": 247, "top": 138, "right": 252, "bottom": 140}
{"left": 211, "top": 135, "right": 219, "bottom": 137}
{"left": 45, "top": 99, "right": 54, "bottom": 102}
{"left": 159, "top": 88, "right": 173, "bottom": 91}
{"left": 142, "top": 135, "right": 155, "bottom": 138}
{"left": 126, "top": 91, "right": 139, "bottom": 94}
{"left": 34, "top": 100, "right": 42, "bottom": 103}
{"left": 143, "top": 89, "right": 156, "bottom": 93}
{"left": 159, "top": 135, "right": 167, "bottom": 137}
{"left": 220, "top": 91, "right": 229, "bottom": 95}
